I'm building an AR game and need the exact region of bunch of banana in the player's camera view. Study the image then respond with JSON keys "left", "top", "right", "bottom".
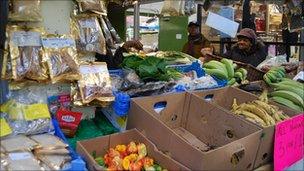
{"left": 269, "top": 79, "right": 304, "bottom": 112}
{"left": 263, "top": 66, "right": 286, "bottom": 85}
{"left": 231, "top": 91, "right": 290, "bottom": 127}
{"left": 203, "top": 59, "right": 248, "bottom": 86}
{"left": 263, "top": 66, "right": 304, "bottom": 112}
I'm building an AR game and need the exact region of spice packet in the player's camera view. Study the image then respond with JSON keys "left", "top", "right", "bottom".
{"left": 8, "top": 0, "right": 42, "bottom": 21}
{"left": 71, "top": 83, "right": 85, "bottom": 106}
{"left": 8, "top": 25, "right": 48, "bottom": 82}
{"left": 99, "top": 15, "right": 115, "bottom": 48}
{"left": 42, "top": 35, "right": 80, "bottom": 84}
{"left": 1, "top": 135, "right": 38, "bottom": 152}
{"left": 37, "top": 154, "right": 71, "bottom": 170}
{"left": 71, "top": 14, "right": 106, "bottom": 55}
{"left": 30, "top": 134, "right": 68, "bottom": 149}
{"left": 77, "top": 0, "right": 107, "bottom": 14}
{"left": 7, "top": 151, "right": 43, "bottom": 170}
{"left": 78, "top": 62, "right": 114, "bottom": 104}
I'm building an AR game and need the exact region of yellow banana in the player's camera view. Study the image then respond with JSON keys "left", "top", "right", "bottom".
{"left": 234, "top": 110, "right": 267, "bottom": 127}
{"left": 237, "top": 104, "right": 269, "bottom": 124}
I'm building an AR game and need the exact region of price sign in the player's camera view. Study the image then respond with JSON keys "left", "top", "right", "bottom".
{"left": 274, "top": 114, "right": 304, "bottom": 171}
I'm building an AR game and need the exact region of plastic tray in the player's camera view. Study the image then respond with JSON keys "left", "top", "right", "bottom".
{"left": 52, "top": 119, "right": 87, "bottom": 171}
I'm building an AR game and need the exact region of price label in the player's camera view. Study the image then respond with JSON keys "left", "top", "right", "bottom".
{"left": 0, "top": 118, "right": 12, "bottom": 137}
{"left": 274, "top": 114, "right": 304, "bottom": 171}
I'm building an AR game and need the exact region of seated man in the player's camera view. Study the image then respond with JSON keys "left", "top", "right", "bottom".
{"left": 182, "top": 22, "right": 212, "bottom": 58}
{"left": 223, "top": 28, "right": 267, "bottom": 67}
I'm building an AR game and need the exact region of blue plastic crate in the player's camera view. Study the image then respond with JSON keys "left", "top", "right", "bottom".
{"left": 109, "top": 69, "right": 124, "bottom": 78}
{"left": 52, "top": 119, "right": 87, "bottom": 171}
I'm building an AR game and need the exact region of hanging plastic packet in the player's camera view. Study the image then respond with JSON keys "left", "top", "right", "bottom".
{"left": 77, "top": 0, "right": 107, "bottom": 15}
{"left": 7, "top": 151, "right": 43, "bottom": 170}
{"left": 1, "top": 135, "right": 38, "bottom": 152}
{"left": 184, "top": 0, "right": 196, "bottom": 16}
{"left": 8, "top": 0, "right": 42, "bottom": 21}
{"left": 8, "top": 25, "right": 48, "bottom": 82}
{"left": 30, "top": 134, "right": 68, "bottom": 149}
{"left": 41, "top": 35, "right": 80, "bottom": 84}
{"left": 70, "top": 83, "right": 85, "bottom": 106}
{"left": 99, "top": 15, "right": 115, "bottom": 48}
{"left": 71, "top": 14, "right": 106, "bottom": 55}
{"left": 37, "top": 154, "right": 71, "bottom": 170}
{"left": 1, "top": 38, "right": 12, "bottom": 80}
{"left": 78, "top": 62, "right": 114, "bottom": 104}
{"left": 103, "top": 16, "right": 122, "bottom": 44}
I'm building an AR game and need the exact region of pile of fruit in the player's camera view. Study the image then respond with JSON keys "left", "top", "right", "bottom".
{"left": 231, "top": 92, "right": 290, "bottom": 127}
{"left": 94, "top": 141, "right": 167, "bottom": 171}
{"left": 263, "top": 67, "right": 304, "bottom": 112}
{"left": 203, "top": 59, "right": 248, "bottom": 86}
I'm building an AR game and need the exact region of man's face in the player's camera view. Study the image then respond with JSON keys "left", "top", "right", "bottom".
{"left": 237, "top": 37, "right": 252, "bottom": 50}
{"left": 188, "top": 25, "right": 199, "bottom": 36}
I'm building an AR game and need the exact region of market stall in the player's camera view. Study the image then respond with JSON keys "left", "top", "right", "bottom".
{"left": 0, "top": 0, "right": 303, "bottom": 171}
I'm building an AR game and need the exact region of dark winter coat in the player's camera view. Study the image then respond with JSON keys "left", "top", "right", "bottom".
{"left": 223, "top": 41, "right": 267, "bottom": 67}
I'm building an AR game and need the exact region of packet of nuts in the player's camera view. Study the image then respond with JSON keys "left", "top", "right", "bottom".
{"left": 78, "top": 62, "right": 114, "bottom": 104}
{"left": 41, "top": 35, "right": 80, "bottom": 84}
{"left": 77, "top": 0, "right": 107, "bottom": 15}
{"left": 70, "top": 14, "right": 106, "bottom": 55}
{"left": 8, "top": 0, "right": 42, "bottom": 21}
{"left": 8, "top": 25, "right": 48, "bottom": 82}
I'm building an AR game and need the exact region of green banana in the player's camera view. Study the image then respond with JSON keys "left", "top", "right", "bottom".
{"left": 270, "top": 96, "right": 303, "bottom": 112}
{"left": 228, "top": 78, "right": 236, "bottom": 85}
{"left": 203, "top": 62, "right": 220, "bottom": 69}
{"left": 266, "top": 72, "right": 278, "bottom": 83}
{"left": 270, "top": 90, "right": 304, "bottom": 108}
{"left": 204, "top": 68, "right": 228, "bottom": 80}
{"left": 234, "top": 71, "right": 243, "bottom": 81}
{"left": 221, "top": 58, "right": 234, "bottom": 78}
{"left": 205, "top": 60, "right": 227, "bottom": 73}
{"left": 279, "top": 78, "right": 304, "bottom": 88}
{"left": 273, "top": 84, "right": 304, "bottom": 96}
{"left": 263, "top": 74, "right": 272, "bottom": 85}
{"left": 237, "top": 68, "right": 248, "bottom": 80}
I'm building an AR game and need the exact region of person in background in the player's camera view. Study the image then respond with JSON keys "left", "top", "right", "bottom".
{"left": 96, "top": 40, "right": 143, "bottom": 69}
{"left": 223, "top": 28, "right": 267, "bottom": 67}
{"left": 182, "top": 22, "right": 212, "bottom": 58}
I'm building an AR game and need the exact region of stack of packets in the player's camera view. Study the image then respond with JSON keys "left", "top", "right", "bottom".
{"left": 0, "top": 134, "right": 71, "bottom": 170}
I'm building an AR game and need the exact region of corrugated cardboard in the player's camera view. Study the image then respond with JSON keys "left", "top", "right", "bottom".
{"left": 127, "top": 92, "right": 263, "bottom": 170}
{"left": 191, "top": 87, "right": 299, "bottom": 169}
{"left": 76, "top": 129, "right": 189, "bottom": 171}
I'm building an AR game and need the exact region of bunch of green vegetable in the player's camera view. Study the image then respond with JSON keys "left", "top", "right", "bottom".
{"left": 122, "top": 55, "right": 182, "bottom": 82}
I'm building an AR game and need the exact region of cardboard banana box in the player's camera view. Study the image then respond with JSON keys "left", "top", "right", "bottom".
{"left": 191, "top": 87, "right": 300, "bottom": 169}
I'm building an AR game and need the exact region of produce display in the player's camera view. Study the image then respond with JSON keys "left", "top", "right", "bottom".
{"left": 94, "top": 141, "right": 167, "bottom": 171}
{"left": 203, "top": 59, "right": 248, "bottom": 85}
{"left": 122, "top": 55, "right": 183, "bottom": 82}
{"left": 231, "top": 92, "right": 289, "bottom": 127}
{"left": 263, "top": 67, "right": 304, "bottom": 112}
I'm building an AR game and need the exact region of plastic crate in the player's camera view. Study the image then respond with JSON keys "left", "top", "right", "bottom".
{"left": 204, "top": 54, "right": 266, "bottom": 82}
{"left": 52, "top": 119, "right": 87, "bottom": 171}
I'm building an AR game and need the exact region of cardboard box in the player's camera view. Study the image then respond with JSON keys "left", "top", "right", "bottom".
{"left": 191, "top": 87, "right": 299, "bottom": 168}
{"left": 101, "top": 107, "right": 127, "bottom": 132}
{"left": 127, "top": 92, "right": 263, "bottom": 170}
{"left": 76, "top": 129, "right": 189, "bottom": 171}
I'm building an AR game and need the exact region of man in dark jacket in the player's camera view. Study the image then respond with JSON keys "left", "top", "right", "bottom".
{"left": 223, "top": 28, "right": 267, "bottom": 67}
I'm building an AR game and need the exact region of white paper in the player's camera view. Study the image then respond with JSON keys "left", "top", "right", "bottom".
{"left": 205, "top": 12, "right": 239, "bottom": 38}
{"left": 293, "top": 71, "right": 304, "bottom": 81}
{"left": 9, "top": 152, "right": 32, "bottom": 161}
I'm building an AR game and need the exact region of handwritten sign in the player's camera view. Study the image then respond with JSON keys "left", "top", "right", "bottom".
{"left": 274, "top": 114, "right": 304, "bottom": 171}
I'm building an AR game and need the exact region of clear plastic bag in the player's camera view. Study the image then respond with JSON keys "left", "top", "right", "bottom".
{"left": 8, "top": 26, "right": 48, "bottom": 82}
{"left": 9, "top": 0, "right": 42, "bottom": 21}
{"left": 78, "top": 62, "right": 114, "bottom": 104}
{"left": 77, "top": 0, "right": 107, "bottom": 14}
{"left": 99, "top": 16, "right": 115, "bottom": 48}
{"left": 175, "top": 75, "right": 218, "bottom": 91}
{"left": 7, "top": 151, "right": 43, "bottom": 170}
{"left": 257, "top": 55, "right": 287, "bottom": 71}
{"left": 71, "top": 14, "right": 106, "bottom": 55}
{"left": 103, "top": 16, "right": 122, "bottom": 44}
{"left": 0, "top": 87, "right": 54, "bottom": 135}
{"left": 41, "top": 35, "right": 80, "bottom": 84}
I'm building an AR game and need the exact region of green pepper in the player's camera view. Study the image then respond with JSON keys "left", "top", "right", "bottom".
{"left": 153, "top": 164, "right": 162, "bottom": 171}
{"left": 95, "top": 157, "right": 105, "bottom": 166}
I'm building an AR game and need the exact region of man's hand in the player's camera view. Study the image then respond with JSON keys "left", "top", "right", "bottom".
{"left": 122, "top": 40, "right": 143, "bottom": 52}
{"left": 201, "top": 47, "right": 213, "bottom": 56}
